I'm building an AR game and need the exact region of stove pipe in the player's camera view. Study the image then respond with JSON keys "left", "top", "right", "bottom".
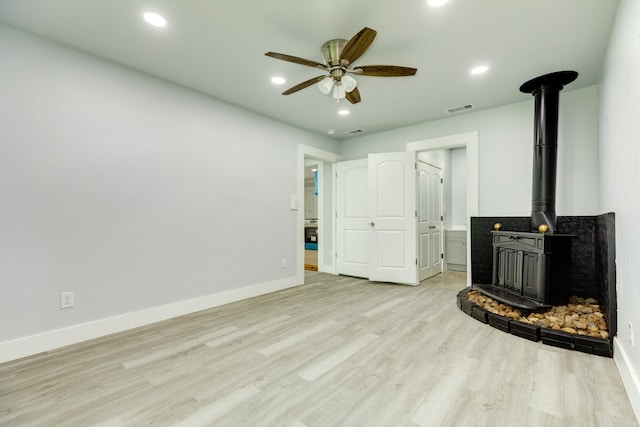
{"left": 520, "top": 71, "right": 578, "bottom": 234}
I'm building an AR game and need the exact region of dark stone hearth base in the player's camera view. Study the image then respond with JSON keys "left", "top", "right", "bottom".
{"left": 541, "top": 329, "right": 614, "bottom": 357}
{"left": 456, "top": 294, "right": 474, "bottom": 315}
{"left": 510, "top": 320, "right": 541, "bottom": 342}
{"left": 472, "top": 305, "right": 489, "bottom": 323}
{"left": 488, "top": 312, "right": 511, "bottom": 333}
{"left": 457, "top": 288, "right": 612, "bottom": 357}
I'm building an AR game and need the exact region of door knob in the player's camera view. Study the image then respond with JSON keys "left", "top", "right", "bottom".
{"left": 369, "top": 222, "right": 375, "bottom": 227}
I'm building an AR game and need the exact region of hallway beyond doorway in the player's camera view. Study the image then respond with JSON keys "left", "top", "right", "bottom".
{"left": 304, "top": 249, "right": 318, "bottom": 271}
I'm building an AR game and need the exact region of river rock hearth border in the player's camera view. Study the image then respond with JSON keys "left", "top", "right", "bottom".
{"left": 456, "top": 288, "right": 613, "bottom": 357}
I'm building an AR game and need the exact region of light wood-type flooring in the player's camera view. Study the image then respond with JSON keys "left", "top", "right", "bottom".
{"left": 1, "top": 271, "right": 637, "bottom": 426}
{"left": 304, "top": 250, "right": 318, "bottom": 271}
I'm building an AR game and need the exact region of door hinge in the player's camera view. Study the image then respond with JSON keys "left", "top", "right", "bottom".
{"left": 440, "top": 178, "right": 443, "bottom": 184}
{"left": 441, "top": 215, "right": 443, "bottom": 221}
{"left": 441, "top": 253, "right": 444, "bottom": 259}
{"left": 415, "top": 210, "right": 418, "bottom": 218}
{"left": 416, "top": 258, "right": 418, "bottom": 265}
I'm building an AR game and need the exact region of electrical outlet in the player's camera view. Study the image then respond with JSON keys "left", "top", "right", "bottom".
{"left": 281, "top": 258, "right": 287, "bottom": 268}
{"left": 629, "top": 322, "right": 634, "bottom": 347}
{"left": 60, "top": 291, "right": 75, "bottom": 309}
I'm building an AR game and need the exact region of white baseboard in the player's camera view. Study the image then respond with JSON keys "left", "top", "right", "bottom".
{"left": 0, "top": 276, "right": 301, "bottom": 364}
{"left": 614, "top": 337, "right": 640, "bottom": 424}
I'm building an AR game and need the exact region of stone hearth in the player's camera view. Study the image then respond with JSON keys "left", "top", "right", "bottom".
{"left": 457, "top": 288, "right": 612, "bottom": 357}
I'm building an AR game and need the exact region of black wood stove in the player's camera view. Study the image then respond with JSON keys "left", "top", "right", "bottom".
{"left": 474, "top": 71, "right": 578, "bottom": 310}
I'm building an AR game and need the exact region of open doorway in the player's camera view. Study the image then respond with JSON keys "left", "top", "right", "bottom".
{"left": 407, "top": 131, "right": 479, "bottom": 287}
{"left": 297, "top": 145, "right": 341, "bottom": 285}
{"left": 304, "top": 161, "right": 319, "bottom": 271}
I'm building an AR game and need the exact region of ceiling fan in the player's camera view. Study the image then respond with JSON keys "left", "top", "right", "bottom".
{"left": 265, "top": 27, "right": 417, "bottom": 104}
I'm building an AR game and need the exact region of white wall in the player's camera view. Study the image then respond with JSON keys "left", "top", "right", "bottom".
{"left": 599, "top": 0, "right": 640, "bottom": 419}
{"left": 340, "top": 85, "right": 601, "bottom": 218}
{"left": 0, "top": 24, "right": 338, "bottom": 353}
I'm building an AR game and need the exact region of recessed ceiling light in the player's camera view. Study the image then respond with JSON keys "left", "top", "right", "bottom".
{"left": 338, "top": 109, "right": 350, "bottom": 116}
{"left": 470, "top": 65, "right": 489, "bottom": 75}
{"left": 143, "top": 12, "right": 167, "bottom": 27}
{"left": 271, "top": 77, "right": 286, "bottom": 85}
{"left": 427, "top": 0, "right": 449, "bottom": 7}
{"left": 327, "top": 129, "right": 336, "bottom": 135}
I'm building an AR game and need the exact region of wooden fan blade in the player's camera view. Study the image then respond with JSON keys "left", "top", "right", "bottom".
{"left": 340, "top": 27, "right": 377, "bottom": 65}
{"left": 346, "top": 87, "right": 361, "bottom": 104}
{"left": 282, "top": 76, "right": 327, "bottom": 95}
{"left": 352, "top": 65, "right": 418, "bottom": 77}
{"left": 265, "top": 52, "right": 326, "bottom": 70}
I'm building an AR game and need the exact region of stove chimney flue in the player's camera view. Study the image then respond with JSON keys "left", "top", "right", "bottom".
{"left": 520, "top": 71, "right": 578, "bottom": 234}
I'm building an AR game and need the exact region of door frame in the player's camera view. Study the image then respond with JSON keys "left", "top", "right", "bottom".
{"left": 407, "top": 131, "right": 479, "bottom": 286}
{"left": 297, "top": 144, "right": 341, "bottom": 284}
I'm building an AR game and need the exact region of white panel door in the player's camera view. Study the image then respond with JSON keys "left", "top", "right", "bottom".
{"left": 368, "top": 152, "right": 417, "bottom": 285}
{"left": 418, "top": 162, "right": 444, "bottom": 281}
{"left": 336, "top": 159, "right": 369, "bottom": 278}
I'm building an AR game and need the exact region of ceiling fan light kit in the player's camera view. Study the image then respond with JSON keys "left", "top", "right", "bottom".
{"left": 319, "top": 74, "right": 358, "bottom": 101}
{"left": 265, "top": 27, "right": 417, "bottom": 105}
{"left": 317, "top": 77, "right": 333, "bottom": 95}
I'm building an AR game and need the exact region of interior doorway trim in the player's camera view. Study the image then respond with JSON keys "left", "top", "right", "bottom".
{"left": 406, "top": 131, "right": 479, "bottom": 286}
{"left": 297, "top": 145, "right": 341, "bottom": 284}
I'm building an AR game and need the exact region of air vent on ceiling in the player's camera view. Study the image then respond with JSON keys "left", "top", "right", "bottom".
{"left": 446, "top": 104, "right": 476, "bottom": 114}
{"left": 345, "top": 129, "right": 365, "bottom": 135}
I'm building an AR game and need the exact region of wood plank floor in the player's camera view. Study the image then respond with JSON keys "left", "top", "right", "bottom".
{"left": 1, "top": 271, "right": 637, "bottom": 426}
{"left": 304, "top": 250, "right": 318, "bottom": 271}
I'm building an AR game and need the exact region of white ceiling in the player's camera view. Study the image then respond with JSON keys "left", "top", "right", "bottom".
{"left": 0, "top": 0, "right": 619, "bottom": 140}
